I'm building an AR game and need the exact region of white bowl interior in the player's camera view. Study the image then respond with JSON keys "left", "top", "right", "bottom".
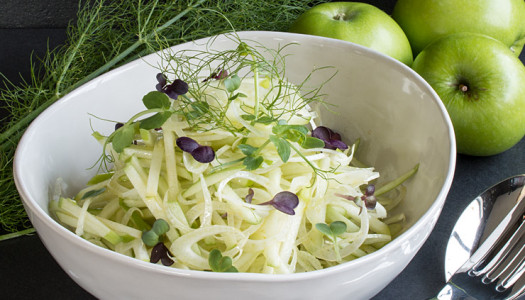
{"left": 14, "top": 31, "right": 455, "bottom": 300}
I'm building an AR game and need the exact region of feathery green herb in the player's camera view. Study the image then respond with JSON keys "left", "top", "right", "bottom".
{"left": 0, "top": 0, "right": 331, "bottom": 239}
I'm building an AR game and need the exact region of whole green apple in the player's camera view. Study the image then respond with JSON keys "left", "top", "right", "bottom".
{"left": 392, "top": 0, "right": 525, "bottom": 56}
{"left": 412, "top": 33, "right": 525, "bottom": 156}
{"left": 289, "top": 2, "right": 413, "bottom": 65}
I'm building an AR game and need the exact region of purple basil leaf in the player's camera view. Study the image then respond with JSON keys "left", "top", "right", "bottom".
{"left": 161, "top": 256, "right": 175, "bottom": 266}
{"left": 150, "top": 242, "right": 174, "bottom": 266}
{"left": 191, "top": 145, "right": 215, "bottom": 163}
{"left": 156, "top": 74, "right": 188, "bottom": 99}
{"left": 156, "top": 73, "right": 167, "bottom": 86}
{"left": 176, "top": 137, "right": 200, "bottom": 153}
{"left": 171, "top": 79, "right": 189, "bottom": 95}
{"left": 156, "top": 73, "right": 167, "bottom": 92}
{"left": 260, "top": 191, "right": 299, "bottom": 215}
{"left": 328, "top": 139, "right": 348, "bottom": 150}
{"left": 312, "top": 126, "right": 348, "bottom": 150}
{"left": 164, "top": 89, "right": 177, "bottom": 99}
{"left": 114, "top": 122, "right": 124, "bottom": 131}
{"left": 312, "top": 126, "right": 331, "bottom": 141}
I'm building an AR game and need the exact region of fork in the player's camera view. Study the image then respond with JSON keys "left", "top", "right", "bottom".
{"left": 436, "top": 197, "right": 525, "bottom": 299}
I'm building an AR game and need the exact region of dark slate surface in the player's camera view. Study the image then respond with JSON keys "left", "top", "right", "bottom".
{"left": 1, "top": 1, "right": 524, "bottom": 299}
{"left": 0, "top": 0, "right": 78, "bottom": 28}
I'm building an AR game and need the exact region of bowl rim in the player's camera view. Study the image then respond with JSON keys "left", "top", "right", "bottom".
{"left": 13, "top": 30, "right": 456, "bottom": 282}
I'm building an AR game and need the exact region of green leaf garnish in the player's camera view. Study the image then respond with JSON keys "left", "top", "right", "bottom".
{"left": 151, "top": 218, "right": 170, "bottom": 235}
{"left": 301, "top": 136, "right": 325, "bottom": 149}
{"left": 270, "top": 135, "right": 290, "bottom": 162}
{"left": 236, "top": 42, "right": 251, "bottom": 56}
{"left": 316, "top": 221, "right": 347, "bottom": 261}
{"left": 237, "top": 144, "right": 257, "bottom": 156}
{"left": 255, "top": 116, "right": 275, "bottom": 124}
{"left": 272, "top": 120, "right": 309, "bottom": 143}
{"left": 316, "top": 221, "right": 347, "bottom": 240}
{"left": 141, "top": 219, "right": 170, "bottom": 247}
{"left": 142, "top": 230, "right": 159, "bottom": 247}
{"left": 241, "top": 114, "right": 256, "bottom": 121}
{"left": 208, "top": 249, "right": 238, "bottom": 272}
{"left": 228, "top": 92, "right": 247, "bottom": 101}
{"left": 112, "top": 124, "right": 135, "bottom": 153}
{"left": 139, "top": 111, "right": 172, "bottom": 130}
{"left": 243, "top": 155, "right": 264, "bottom": 170}
{"left": 142, "top": 91, "right": 171, "bottom": 109}
{"left": 224, "top": 74, "right": 241, "bottom": 93}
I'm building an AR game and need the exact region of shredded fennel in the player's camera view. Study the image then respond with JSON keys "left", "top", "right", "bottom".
{"left": 50, "top": 39, "right": 415, "bottom": 274}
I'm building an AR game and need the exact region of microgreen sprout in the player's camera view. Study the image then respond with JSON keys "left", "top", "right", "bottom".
{"left": 208, "top": 249, "right": 238, "bottom": 272}
{"left": 203, "top": 69, "right": 228, "bottom": 82}
{"left": 259, "top": 191, "right": 299, "bottom": 215}
{"left": 244, "top": 188, "right": 254, "bottom": 204}
{"left": 224, "top": 74, "right": 241, "bottom": 93}
{"left": 156, "top": 73, "right": 189, "bottom": 99}
{"left": 312, "top": 126, "right": 348, "bottom": 150}
{"left": 362, "top": 184, "right": 377, "bottom": 209}
{"left": 315, "top": 221, "right": 347, "bottom": 261}
{"left": 176, "top": 136, "right": 215, "bottom": 163}
{"left": 150, "top": 242, "right": 174, "bottom": 266}
{"left": 142, "top": 218, "right": 170, "bottom": 247}
{"left": 335, "top": 184, "right": 377, "bottom": 210}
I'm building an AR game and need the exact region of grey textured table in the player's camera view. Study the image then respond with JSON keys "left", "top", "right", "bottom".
{"left": 1, "top": 1, "right": 524, "bottom": 299}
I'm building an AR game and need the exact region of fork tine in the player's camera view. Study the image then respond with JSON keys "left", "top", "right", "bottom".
{"left": 498, "top": 255, "right": 525, "bottom": 292}
{"left": 506, "top": 271, "right": 525, "bottom": 300}
{"left": 476, "top": 219, "right": 525, "bottom": 283}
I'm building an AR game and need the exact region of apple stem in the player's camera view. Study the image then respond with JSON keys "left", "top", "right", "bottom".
{"left": 459, "top": 84, "right": 469, "bottom": 92}
{"left": 333, "top": 13, "right": 345, "bottom": 21}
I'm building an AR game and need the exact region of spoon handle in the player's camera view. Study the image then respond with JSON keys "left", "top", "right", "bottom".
{"left": 435, "top": 283, "right": 476, "bottom": 300}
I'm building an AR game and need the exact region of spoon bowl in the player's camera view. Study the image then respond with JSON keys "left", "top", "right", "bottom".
{"left": 444, "top": 175, "right": 525, "bottom": 297}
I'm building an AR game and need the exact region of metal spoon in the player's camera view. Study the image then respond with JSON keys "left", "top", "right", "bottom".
{"left": 440, "top": 174, "right": 525, "bottom": 299}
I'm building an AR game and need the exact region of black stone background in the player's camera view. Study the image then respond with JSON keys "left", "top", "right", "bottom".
{"left": 1, "top": 1, "right": 524, "bottom": 299}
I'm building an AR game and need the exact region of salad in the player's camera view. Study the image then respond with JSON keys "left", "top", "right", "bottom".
{"left": 50, "top": 37, "right": 417, "bottom": 274}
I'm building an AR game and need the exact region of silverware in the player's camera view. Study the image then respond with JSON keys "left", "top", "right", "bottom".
{"left": 437, "top": 175, "right": 525, "bottom": 300}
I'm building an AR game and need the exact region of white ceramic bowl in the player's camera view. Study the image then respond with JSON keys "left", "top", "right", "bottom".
{"left": 14, "top": 31, "right": 455, "bottom": 300}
